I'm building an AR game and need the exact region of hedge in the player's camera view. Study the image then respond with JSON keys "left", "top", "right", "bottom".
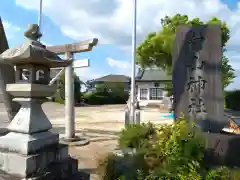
{"left": 82, "top": 91, "right": 128, "bottom": 105}
{"left": 225, "top": 90, "right": 240, "bottom": 110}
{"left": 55, "top": 98, "right": 65, "bottom": 104}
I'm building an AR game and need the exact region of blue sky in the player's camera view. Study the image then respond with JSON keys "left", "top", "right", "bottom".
{"left": 1, "top": 0, "right": 240, "bottom": 90}
{"left": 1, "top": 0, "right": 132, "bottom": 80}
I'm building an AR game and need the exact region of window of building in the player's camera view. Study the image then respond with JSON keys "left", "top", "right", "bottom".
{"left": 154, "top": 82, "right": 159, "bottom": 87}
{"left": 140, "top": 88, "right": 148, "bottom": 100}
{"left": 150, "top": 88, "right": 163, "bottom": 100}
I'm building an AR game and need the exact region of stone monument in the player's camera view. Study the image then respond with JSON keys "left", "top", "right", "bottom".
{"left": 0, "top": 17, "right": 20, "bottom": 123}
{"left": 172, "top": 25, "right": 228, "bottom": 133}
{"left": 172, "top": 24, "right": 240, "bottom": 168}
{"left": 0, "top": 24, "right": 78, "bottom": 179}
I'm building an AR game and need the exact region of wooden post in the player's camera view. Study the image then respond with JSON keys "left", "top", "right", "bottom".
{"left": 46, "top": 38, "right": 98, "bottom": 140}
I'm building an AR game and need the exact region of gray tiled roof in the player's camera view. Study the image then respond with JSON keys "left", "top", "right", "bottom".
{"left": 136, "top": 68, "right": 172, "bottom": 81}
{"left": 94, "top": 75, "right": 130, "bottom": 83}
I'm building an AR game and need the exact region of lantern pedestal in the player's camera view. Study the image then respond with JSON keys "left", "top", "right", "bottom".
{"left": 0, "top": 84, "right": 78, "bottom": 179}
{"left": 0, "top": 144, "right": 78, "bottom": 180}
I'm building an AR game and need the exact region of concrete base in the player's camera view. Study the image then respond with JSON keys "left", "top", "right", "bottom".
{"left": 0, "top": 131, "right": 59, "bottom": 154}
{"left": 60, "top": 136, "right": 90, "bottom": 147}
{"left": 0, "top": 157, "right": 78, "bottom": 180}
{"left": 0, "top": 143, "right": 78, "bottom": 179}
{"left": 203, "top": 132, "right": 240, "bottom": 168}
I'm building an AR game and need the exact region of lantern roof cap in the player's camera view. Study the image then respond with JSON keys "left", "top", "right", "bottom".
{"left": 0, "top": 24, "right": 72, "bottom": 68}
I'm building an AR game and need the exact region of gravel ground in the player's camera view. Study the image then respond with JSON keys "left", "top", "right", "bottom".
{"left": 41, "top": 102, "right": 173, "bottom": 179}
{"left": 0, "top": 102, "right": 172, "bottom": 179}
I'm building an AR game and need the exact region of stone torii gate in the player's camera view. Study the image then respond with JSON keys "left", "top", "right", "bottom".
{"left": 47, "top": 38, "right": 98, "bottom": 140}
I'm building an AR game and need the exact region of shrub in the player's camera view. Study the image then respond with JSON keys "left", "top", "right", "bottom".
{"left": 99, "top": 121, "right": 207, "bottom": 179}
{"left": 97, "top": 153, "right": 149, "bottom": 180}
{"left": 82, "top": 91, "right": 128, "bottom": 105}
{"left": 82, "top": 92, "right": 93, "bottom": 100}
{"left": 82, "top": 92, "right": 108, "bottom": 105}
{"left": 205, "top": 167, "right": 230, "bottom": 180}
{"left": 55, "top": 98, "right": 64, "bottom": 104}
{"left": 118, "top": 123, "right": 155, "bottom": 149}
{"left": 225, "top": 90, "right": 240, "bottom": 110}
{"left": 145, "top": 120, "right": 206, "bottom": 179}
{"left": 97, "top": 154, "right": 121, "bottom": 180}
{"left": 98, "top": 121, "right": 240, "bottom": 179}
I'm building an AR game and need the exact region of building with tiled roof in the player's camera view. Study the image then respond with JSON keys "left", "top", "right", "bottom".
{"left": 135, "top": 67, "right": 172, "bottom": 107}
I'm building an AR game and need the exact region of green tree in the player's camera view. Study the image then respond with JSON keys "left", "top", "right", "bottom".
{"left": 95, "top": 83, "right": 108, "bottom": 93}
{"left": 137, "top": 14, "right": 235, "bottom": 89}
{"left": 96, "top": 82, "right": 125, "bottom": 94}
{"left": 56, "top": 72, "right": 82, "bottom": 103}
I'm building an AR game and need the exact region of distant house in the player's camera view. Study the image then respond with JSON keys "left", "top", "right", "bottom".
{"left": 135, "top": 67, "right": 172, "bottom": 107}
{"left": 88, "top": 74, "right": 130, "bottom": 92}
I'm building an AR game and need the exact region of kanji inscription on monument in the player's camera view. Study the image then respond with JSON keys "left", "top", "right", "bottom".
{"left": 172, "top": 25, "right": 228, "bottom": 133}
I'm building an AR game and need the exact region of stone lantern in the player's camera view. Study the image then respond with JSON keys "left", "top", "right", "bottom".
{"left": 0, "top": 24, "right": 78, "bottom": 179}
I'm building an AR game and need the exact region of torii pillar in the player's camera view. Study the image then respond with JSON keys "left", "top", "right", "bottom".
{"left": 47, "top": 39, "right": 98, "bottom": 140}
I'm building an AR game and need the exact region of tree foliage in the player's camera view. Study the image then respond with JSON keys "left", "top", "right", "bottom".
{"left": 136, "top": 14, "right": 235, "bottom": 89}
{"left": 56, "top": 72, "right": 82, "bottom": 103}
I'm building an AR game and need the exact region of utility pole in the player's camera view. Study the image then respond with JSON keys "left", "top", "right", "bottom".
{"left": 130, "top": 0, "right": 137, "bottom": 124}
{"left": 38, "top": 0, "right": 43, "bottom": 42}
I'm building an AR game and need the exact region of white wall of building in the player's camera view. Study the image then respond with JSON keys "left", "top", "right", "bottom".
{"left": 136, "top": 81, "right": 168, "bottom": 107}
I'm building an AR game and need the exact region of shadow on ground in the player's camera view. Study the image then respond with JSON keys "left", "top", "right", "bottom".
{"left": 73, "top": 169, "right": 98, "bottom": 180}
{"left": 51, "top": 126, "right": 120, "bottom": 136}
{"left": 51, "top": 126, "right": 120, "bottom": 143}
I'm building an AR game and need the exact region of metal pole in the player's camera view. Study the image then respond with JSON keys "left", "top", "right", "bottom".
{"left": 38, "top": 0, "right": 43, "bottom": 41}
{"left": 65, "top": 52, "right": 75, "bottom": 139}
{"left": 130, "top": 0, "right": 137, "bottom": 124}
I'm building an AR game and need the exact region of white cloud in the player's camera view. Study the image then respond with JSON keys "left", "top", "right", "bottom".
{"left": 2, "top": 20, "right": 21, "bottom": 39}
{"left": 106, "top": 57, "right": 132, "bottom": 75}
{"left": 2, "top": 21, "right": 20, "bottom": 32}
{"left": 74, "top": 57, "right": 134, "bottom": 80}
{"left": 15, "top": 0, "right": 240, "bottom": 88}
{"left": 225, "top": 51, "right": 240, "bottom": 71}
{"left": 15, "top": 0, "right": 240, "bottom": 50}
{"left": 106, "top": 57, "right": 131, "bottom": 69}
{"left": 106, "top": 57, "right": 140, "bottom": 76}
{"left": 74, "top": 67, "right": 104, "bottom": 81}
{"left": 229, "top": 61, "right": 240, "bottom": 71}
